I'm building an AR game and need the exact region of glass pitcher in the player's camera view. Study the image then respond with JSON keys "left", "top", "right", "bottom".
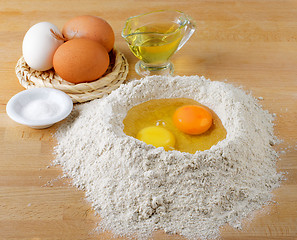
{"left": 122, "top": 10, "right": 196, "bottom": 76}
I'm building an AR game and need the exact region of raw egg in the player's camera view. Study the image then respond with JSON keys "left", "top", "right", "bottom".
{"left": 53, "top": 38, "right": 109, "bottom": 84}
{"left": 123, "top": 98, "right": 227, "bottom": 154}
{"left": 22, "top": 22, "right": 64, "bottom": 71}
{"left": 62, "top": 15, "right": 115, "bottom": 52}
{"left": 136, "top": 126, "right": 175, "bottom": 150}
{"left": 173, "top": 105, "right": 213, "bottom": 135}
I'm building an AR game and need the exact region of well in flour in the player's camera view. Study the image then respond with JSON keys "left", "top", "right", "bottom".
{"left": 54, "top": 75, "right": 283, "bottom": 240}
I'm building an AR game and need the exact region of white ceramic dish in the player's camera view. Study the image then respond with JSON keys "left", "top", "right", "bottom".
{"left": 6, "top": 88, "right": 73, "bottom": 129}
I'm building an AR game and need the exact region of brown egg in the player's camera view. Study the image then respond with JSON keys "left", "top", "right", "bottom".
{"left": 53, "top": 38, "right": 109, "bottom": 84}
{"left": 62, "top": 15, "right": 115, "bottom": 52}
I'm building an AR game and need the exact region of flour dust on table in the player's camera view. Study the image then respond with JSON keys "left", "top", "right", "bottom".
{"left": 54, "top": 75, "right": 283, "bottom": 240}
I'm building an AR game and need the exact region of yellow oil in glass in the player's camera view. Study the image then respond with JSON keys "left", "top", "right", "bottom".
{"left": 123, "top": 98, "right": 227, "bottom": 154}
{"left": 126, "top": 23, "right": 184, "bottom": 65}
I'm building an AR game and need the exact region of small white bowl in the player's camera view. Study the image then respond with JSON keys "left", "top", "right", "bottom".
{"left": 6, "top": 88, "right": 73, "bottom": 129}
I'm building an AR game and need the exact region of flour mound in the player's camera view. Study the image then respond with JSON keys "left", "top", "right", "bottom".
{"left": 54, "top": 75, "right": 282, "bottom": 240}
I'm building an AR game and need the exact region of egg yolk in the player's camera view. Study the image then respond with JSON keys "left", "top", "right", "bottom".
{"left": 173, "top": 105, "right": 213, "bottom": 135}
{"left": 136, "top": 126, "right": 175, "bottom": 150}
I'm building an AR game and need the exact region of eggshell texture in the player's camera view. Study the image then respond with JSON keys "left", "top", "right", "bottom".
{"left": 22, "top": 22, "right": 64, "bottom": 71}
{"left": 62, "top": 15, "right": 115, "bottom": 52}
{"left": 53, "top": 38, "right": 110, "bottom": 84}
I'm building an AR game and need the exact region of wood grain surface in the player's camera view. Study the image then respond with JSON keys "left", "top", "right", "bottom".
{"left": 0, "top": 0, "right": 296, "bottom": 239}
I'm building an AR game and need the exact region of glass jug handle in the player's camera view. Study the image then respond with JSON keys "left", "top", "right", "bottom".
{"left": 177, "top": 17, "right": 196, "bottom": 52}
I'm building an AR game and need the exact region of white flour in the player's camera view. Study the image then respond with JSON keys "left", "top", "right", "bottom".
{"left": 54, "top": 75, "right": 283, "bottom": 240}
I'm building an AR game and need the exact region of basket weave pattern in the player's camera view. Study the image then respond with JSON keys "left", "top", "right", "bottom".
{"left": 16, "top": 48, "right": 129, "bottom": 103}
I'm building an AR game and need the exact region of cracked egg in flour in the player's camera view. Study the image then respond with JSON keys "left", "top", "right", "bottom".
{"left": 123, "top": 98, "right": 227, "bottom": 154}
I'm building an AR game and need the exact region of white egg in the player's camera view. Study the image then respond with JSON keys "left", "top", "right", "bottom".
{"left": 22, "top": 22, "right": 64, "bottom": 71}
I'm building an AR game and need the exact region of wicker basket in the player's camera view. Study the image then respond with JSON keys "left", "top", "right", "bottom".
{"left": 16, "top": 48, "right": 129, "bottom": 103}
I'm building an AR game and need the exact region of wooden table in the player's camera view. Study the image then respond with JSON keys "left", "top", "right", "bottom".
{"left": 0, "top": 0, "right": 296, "bottom": 239}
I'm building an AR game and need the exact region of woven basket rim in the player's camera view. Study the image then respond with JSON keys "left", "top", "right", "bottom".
{"left": 16, "top": 48, "right": 129, "bottom": 103}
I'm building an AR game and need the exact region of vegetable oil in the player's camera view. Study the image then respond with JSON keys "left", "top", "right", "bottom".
{"left": 126, "top": 23, "right": 184, "bottom": 65}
